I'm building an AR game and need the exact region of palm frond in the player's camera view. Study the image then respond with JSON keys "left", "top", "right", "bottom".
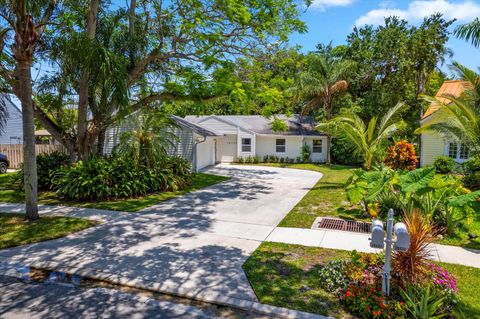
{"left": 454, "top": 18, "right": 480, "bottom": 48}
{"left": 377, "top": 102, "right": 407, "bottom": 135}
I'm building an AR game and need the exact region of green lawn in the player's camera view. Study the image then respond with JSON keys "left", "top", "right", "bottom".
{"left": 0, "top": 213, "right": 96, "bottom": 249}
{"left": 244, "top": 242, "right": 480, "bottom": 319}
{"left": 0, "top": 172, "right": 229, "bottom": 212}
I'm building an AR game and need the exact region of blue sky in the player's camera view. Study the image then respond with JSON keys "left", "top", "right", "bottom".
{"left": 289, "top": 0, "right": 480, "bottom": 75}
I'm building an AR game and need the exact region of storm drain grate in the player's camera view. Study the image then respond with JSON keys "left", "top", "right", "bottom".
{"left": 317, "top": 218, "right": 372, "bottom": 234}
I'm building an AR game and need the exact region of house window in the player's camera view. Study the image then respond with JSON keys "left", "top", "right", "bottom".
{"left": 459, "top": 143, "right": 470, "bottom": 160}
{"left": 448, "top": 142, "right": 470, "bottom": 161}
{"left": 312, "top": 140, "right": 323, "bottom": 153}
{"left": 241, "top": 138, "right": 251, "bottom": 152}
{"left": 448, "top": 142, "right": 458, "bottom": 159}
{"left": 276, "top": 139, "right": 286, "bottom": 153}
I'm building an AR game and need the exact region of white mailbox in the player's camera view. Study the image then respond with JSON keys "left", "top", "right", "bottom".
{"left": 393, "top": 222, "right": 410, "bottom": 252}
{"left": 370, "top": 219, "right": 385, "bottom": 249}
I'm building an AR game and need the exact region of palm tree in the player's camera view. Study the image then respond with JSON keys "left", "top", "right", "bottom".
{"left": 317, "top": 102, "right": 407, "bottom": 170}
{"left": 294, "top": 53, "right": 355, "bottom": 162}
{"left": 115, "top": 109, "right": 177, "bottom": 168}
{"left": 0, "top": 0, "right": 56, "bottom": 220}
{"left": 454, "top": 18, "right": 480, "bottom": 48}
{"left": 416, "top": 63, "right": 480, "bottom": 156}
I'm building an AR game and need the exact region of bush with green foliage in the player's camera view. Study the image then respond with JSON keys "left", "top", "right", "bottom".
{"left": 301, "top": 143, "right": 311, "bottom": 163}
{"left": 271, "top": 118, "right": 289, "bottom": 132}
{"left": 345, "top": 166, "right": 480, "bottom": 235}
{"left": 16, "top": 151, "right": 71, "bottom": 191}
{"left": 318, "top": 259, "right": 348, "bottom": 293}
{"left": 433, "top": 156, "right": 455, "bottom": 174}
{"left": 53, "top": 156, "right": 192, "bottom": 201}
{"left": 331, "top": 138, "right": 362, "bottom": 165}
{"left": 399, "top": 284, "right": 449, "bottom": 319}
{"left": 462, "top": 156, "right": 480, "bottom": 191}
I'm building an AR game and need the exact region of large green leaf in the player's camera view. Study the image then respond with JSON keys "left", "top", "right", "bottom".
{"left": 398, "top": 167, "right": 436, "bottom": 193}
{"left": 448, "top": 190, "right": 480, "bottom": 209}
{"left": 346, "top": 180, "right": 368, "bottom": 204}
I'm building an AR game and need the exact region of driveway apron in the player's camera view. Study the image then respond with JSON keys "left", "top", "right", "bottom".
{"left": 0, "top": 165, "right": 321, "bottom": 303}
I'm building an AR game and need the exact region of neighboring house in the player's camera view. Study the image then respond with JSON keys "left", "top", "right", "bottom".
{"left": 105, "top": 114, "right": 327, "bottom": 171}
{"left": 419, "top": 80, "right": 473, "bottom": 166}
{"left": 0, "top": 95, "right": 23, "bottom": 144}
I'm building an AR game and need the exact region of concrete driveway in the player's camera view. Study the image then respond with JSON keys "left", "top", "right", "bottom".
{"left": 0, "top": 165, "right": 321, "bottom": 306}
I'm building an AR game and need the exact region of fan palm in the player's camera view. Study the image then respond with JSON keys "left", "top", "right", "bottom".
{"left": 317, "top": 102, "right": 407, "bottom": 171}
{"left": 415, "top": 63, "right": 480, "bottom": 156}
{"left": 454, "top": 18, "right": 480, "bottom": 48}
{"left": 294, "top": 53, "right": 355, "bottom": 162}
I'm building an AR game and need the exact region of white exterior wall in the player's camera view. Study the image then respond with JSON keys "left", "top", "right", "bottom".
{"left": 304, "top": 136, "right": 328, "bottom": 163}
{"left": 0, "top": 98, "right": 23, "bottom": 144}
{"left": 237, "top": 128, "right": 255, "bottom": 158}
{"left": 195, "top": 135, "right": 215, "bottom": 170}
{"left": 255, "top": 135, "right": 327, "bottom": 162}
{"left": 420, "top": 114, "right": 448, "bottom": 167}
{"left": 255, "top": 135, "right": 303, "bottom": 160}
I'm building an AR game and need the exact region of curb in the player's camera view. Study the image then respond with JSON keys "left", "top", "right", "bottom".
{"left": 1, "top": 259, "right": 332, "bottom": 319}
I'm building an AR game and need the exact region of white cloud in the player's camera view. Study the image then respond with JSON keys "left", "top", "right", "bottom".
{"left": 355, "top": 0, "right": 480, "bottom": 26}
{"left": 311, "top": 0, "right": 355, "bottom": 11}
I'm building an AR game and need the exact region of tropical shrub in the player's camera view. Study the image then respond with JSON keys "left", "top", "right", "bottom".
{"left": 393, "top": 210, "right": 434, "bottom": 286}
{"left": 301, "top": 143, "right": 311, "bottom": 163}
{"left": 114, "top": 109, "right": 177, "bottom": 169}
{"left": 16, "top": 151, "right": 71, "bottom": 191}
{"left": 53, "top": 156, "right": 192, "bottom": 201}
{"left": 345, "top": 166, "right": 480, "bottom": 234}
{"left": 317, "top": 102, "right": 408, "bottom": 170}
{"left": 462, "top": 156, "right": 480, "bottom": 190}
{"left": 399, "top": 284, "right": 448, "bottom": 319}
{"left": 331, "top": 137, "right": 362, "bottom": 165}
{"left": 384, "top": 140, "right": 417, "bottom": 171}
{"left": 433, "top": 156, "right": 455, "bottom": 174}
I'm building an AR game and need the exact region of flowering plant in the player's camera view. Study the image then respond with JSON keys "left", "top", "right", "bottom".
{"left": 340, "top": 278, "right": 404, "bottom": 319}
{"left": 430, "top": 263, "right": 458, "bottom": 293}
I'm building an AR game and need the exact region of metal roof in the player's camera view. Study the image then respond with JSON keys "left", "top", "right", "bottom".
{"left": 422, "top": 80, "right": 473, "bottom": 119}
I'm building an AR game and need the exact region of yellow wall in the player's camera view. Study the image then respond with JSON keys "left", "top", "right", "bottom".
{"left": 420, "top": 115, "right": 446, "bottom": 166}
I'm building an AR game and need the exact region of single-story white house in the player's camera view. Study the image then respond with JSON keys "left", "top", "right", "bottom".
{"left": 419, "top": 80, "right": 473, "bottom": 166}
{"left": 104, "top": 114, "right": 328, "bottom": 171}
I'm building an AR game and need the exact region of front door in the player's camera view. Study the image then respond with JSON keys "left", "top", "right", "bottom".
{"left": 217, "top": 135, "right": 237, "bottom": 162}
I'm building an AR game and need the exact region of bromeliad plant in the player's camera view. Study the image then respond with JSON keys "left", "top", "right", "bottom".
{"left": 345, "top": 166, "right": 480, "bottom": 234}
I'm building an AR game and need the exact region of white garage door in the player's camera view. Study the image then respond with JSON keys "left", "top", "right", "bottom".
{"left": 196, "top": 137, "right": 215, "bottom": 170}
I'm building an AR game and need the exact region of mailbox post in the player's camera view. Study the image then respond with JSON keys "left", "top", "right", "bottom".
{"left": 369, "top": 209, "right": 410, "bottom": 296}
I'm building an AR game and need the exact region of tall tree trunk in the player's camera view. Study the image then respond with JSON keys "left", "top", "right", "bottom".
{"left": 325, "top": 96, "right": 332, "bottom": 164}
{"left": 77, "top": 0, "right": 100, "bottom": 161}
{"left": 96, "top": 128, "right": 106, "bottom": 156}
{"left": 17, "top": 62, "right": 38, "bottom": 220}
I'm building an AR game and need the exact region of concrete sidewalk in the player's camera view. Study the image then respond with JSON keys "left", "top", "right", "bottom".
{"left": 0, "top": 202, "right": 128, "bottom": 222}
{"left": 266, "top": 227, "right": 480, "bottom": 268}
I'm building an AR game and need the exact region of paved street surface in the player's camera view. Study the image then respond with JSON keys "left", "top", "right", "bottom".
{"left": 0, "top": 275, "right": 215, "bottom": 319}
{"left": 0, "top": 165, "right": 322, "bottom": 304}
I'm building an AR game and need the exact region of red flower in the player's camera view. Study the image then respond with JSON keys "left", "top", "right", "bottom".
{"left": 345, "top": 290, "right": 352, "bottom": 297}
{"left": 372, "top": 310, "right": 381, "bottom": 316}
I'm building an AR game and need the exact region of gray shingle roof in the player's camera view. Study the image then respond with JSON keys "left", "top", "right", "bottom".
{"left": 183, "top": 115, "right": 325, "bottom": 136}
{"left": 170, "top": 115, "right": 220, "bottom": 136}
